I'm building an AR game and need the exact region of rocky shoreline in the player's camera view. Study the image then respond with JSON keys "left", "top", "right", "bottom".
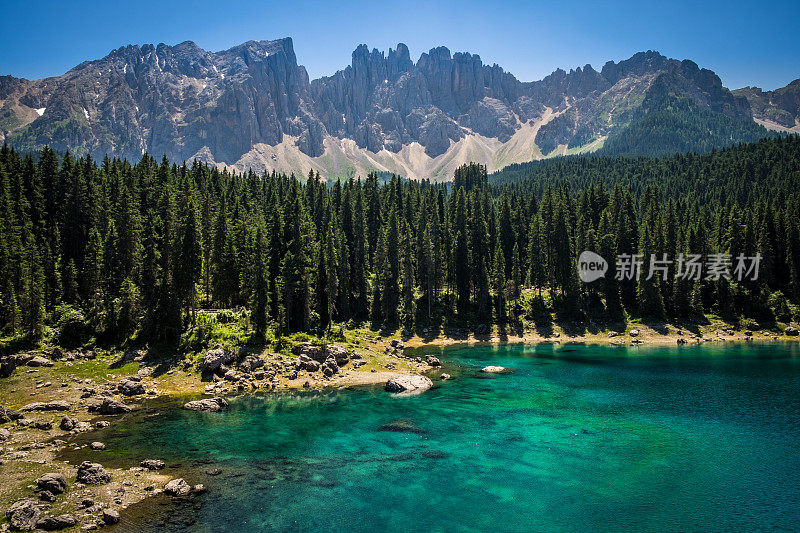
{"left": 0, "top": 333, "right": 446, "bottom": 531}
{"left": 1, "top": 323, "right": 796, "bottom": 530}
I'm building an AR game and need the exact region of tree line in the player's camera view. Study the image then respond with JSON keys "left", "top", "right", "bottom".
{"left": 1, "top": 137, "right": 799, "bottom": 346}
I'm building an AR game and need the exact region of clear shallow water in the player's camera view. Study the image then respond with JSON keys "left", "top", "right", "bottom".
{"left": 84, "top": 343, "right": 800, "bottom": 532}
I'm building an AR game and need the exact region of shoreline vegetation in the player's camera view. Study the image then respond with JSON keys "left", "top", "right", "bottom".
{"left": 2, "top": 136, "right": 800, "bottom": 528}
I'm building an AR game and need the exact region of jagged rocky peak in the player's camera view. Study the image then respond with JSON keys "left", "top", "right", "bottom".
{"left": 0, "top": 40, "right": 781, "bottom": 180}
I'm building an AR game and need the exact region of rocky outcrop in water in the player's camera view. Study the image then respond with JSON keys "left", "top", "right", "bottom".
{"left": 164, "top": 478, "right": 191, "bottom": 497}
{"left": 385, "top": 375, "right": 433, "bottom": 394}
{"left": 183, "top": 397, "right": 229, "bottom": 412}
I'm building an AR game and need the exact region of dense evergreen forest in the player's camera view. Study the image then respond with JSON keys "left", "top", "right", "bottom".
{"left": 1, "top": 137, "right": 800, "bottom": 348}
{"left": 600, "top": 92, "right": 777, "bottom": 157}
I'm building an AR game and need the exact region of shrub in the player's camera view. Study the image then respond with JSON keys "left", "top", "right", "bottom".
{"left": 53, "top": 304, "right": 88, "bottom": 348}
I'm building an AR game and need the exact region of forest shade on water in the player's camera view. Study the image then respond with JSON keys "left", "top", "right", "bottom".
{"left": 0, "top": 135, "right": 799, "bottom": 347}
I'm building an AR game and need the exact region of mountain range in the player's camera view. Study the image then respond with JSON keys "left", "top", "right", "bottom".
{"left": 0, "top": 38, "right": 797, "bottom": 180}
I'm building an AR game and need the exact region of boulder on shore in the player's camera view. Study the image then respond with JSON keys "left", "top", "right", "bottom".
{"left": 118, "top": 376, "right": 145, "bottom": 396}
{"left": 784, "top": 326, "right": 799, "bottom": 336}
{"left": 385, "top": 375, "right": 433, "bottom": 395}
{"left": 6, "top": 499, "right": 41, "bottom": 531}
{"left": 36, "top": 473, "right": 67, "bottom": 495}
{"left": 36, "top": 513, "right": 77, "bottom": 530}
{"left": 480, "top": 366, "right": 513, "bottom": 374}
{"left": 26, "top": 355, "right": 54, "bottom": 367}
{"left": 76, "top": 461, "right": 111, "bottom": 485}
{"left": 102, "top": 509, "right": 120, "bottom": 525}
{"left": 18, "top": 400, "right": 71, "bottom": 413}
{"left": 183, "top": 397, "right": 228, "bottom": 412}
{"left": 199, "top": 347, "right": 235, "bottom": 373}
{"left": 0, "top": 406, "right": 22, "bottom": 423}
{"left": 87, "top": 397, "right": 132, "bottom": 415}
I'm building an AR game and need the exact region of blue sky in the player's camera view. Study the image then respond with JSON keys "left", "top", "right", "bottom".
{"left": 1, "top": 0, "right": 798, "bottom": 90}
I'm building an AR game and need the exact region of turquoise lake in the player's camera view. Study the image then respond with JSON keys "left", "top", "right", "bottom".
{"left": 89, "top": 342, "right": 800, "bottom": 532}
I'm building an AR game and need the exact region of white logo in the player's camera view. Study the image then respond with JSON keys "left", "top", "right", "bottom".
{"left": 578, "top": 251, "right": 608, "bottom": 283}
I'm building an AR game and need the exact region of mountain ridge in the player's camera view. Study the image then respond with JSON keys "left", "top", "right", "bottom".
{"left": 0, "top": 38, "right": 795, "bottom": 180}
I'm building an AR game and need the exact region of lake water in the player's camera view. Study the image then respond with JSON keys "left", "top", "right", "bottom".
{"left": 85, "top": 342, "right": 800, "bottom": 532}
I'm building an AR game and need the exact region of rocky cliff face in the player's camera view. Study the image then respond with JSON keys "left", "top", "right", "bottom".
{"left": 734, "top": 79, "right": 800, "bottom": 131}
{"left": 0, "top": 39, "right": 775, "bottom": 180}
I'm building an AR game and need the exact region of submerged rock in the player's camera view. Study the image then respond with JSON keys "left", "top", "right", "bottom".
{"left": 379, "top": 419, "right": 425, "bottom": 434}
{"left": 480, "top": 366, "right": 513, "bottom": 374}
{"left": 140, "top": 459, "right": 165, "bottom": 470}
{"left": 183, "top": 397, "right": 228, "bottom": 412}
{"left": 385, "top": 375, "right": 433, "bottom": 394}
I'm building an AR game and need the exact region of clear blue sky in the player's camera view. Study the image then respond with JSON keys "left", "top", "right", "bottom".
{"left": 2, "top": 0, "right": 798, "bottom": 90}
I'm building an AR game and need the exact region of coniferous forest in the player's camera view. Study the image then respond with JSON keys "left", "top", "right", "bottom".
{"left": 1, "top": 136, "right": 800, "bottom": 348}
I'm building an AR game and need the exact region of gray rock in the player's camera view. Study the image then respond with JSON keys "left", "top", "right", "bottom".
{"left": 325, "top": 345, "right": 350, "bottom": 366}
{"left": 117, "top": 376, "right": 145, "bottom": 396}
{"left": 6, "top": 499, "right": 41, "bottom": 530}
{"left": 26, "top": 356, "right": 54, "bottom": 367}
{"left": 36, "top": 473, "right": 67, "bottom": 494}
{"left": 385, "top": 375, "right": 433, "bottom": 394}
{"left": 59, "top": 416, "right": 76, "bottom": 431}
{"left": 785, "top": 326, "right": 799, "bottom": 336}
{"left": 192, "top": 484, "right": 207, "bottom": 494}
{"left": 101, "top": 509, "right": 120, "bottom": 525}
{"left": 199, "top": 347, "right": 235, "bottom": 373}
{"left": 76, "top": 462, "right": 111, "bottom": 484}
{"left": 36, "top": 514, "right": 77, "bottom": 530}
{"left": 18, "top": 400, "right": 71, "bottom": 413}
{"left": 163, "top": 478, "right": 191, "bottom": 497}
{"left": 183, "top": 397, "right": 228, "bottom": 412}
{"left": 89, "top": 442, "right": 105, "bottom": 450}
{"left": 0, "top": 428, "right": 10, "bottom": 441}
{"left": 322, "top": 358, "right": 339, "bottom": 377}
{"left": 238, "top": 355, "right": 264, "bottom": 373}
{"left": 425, "top": 355, "right": 441, "bottom": 367}
{"left": 0, "top": 406, "right": 22, "bottom": 423}
{"left": 38, "top": 490, "right": 56, "bottom": 502}
{"left": 292, "top": 343, "right": 326, "bottom": 362}
{"left": 32, "top": 420, "right": 53, "bottom": 430}
{"left": 87, "top": 397, "right": 132, "bottom": 415}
